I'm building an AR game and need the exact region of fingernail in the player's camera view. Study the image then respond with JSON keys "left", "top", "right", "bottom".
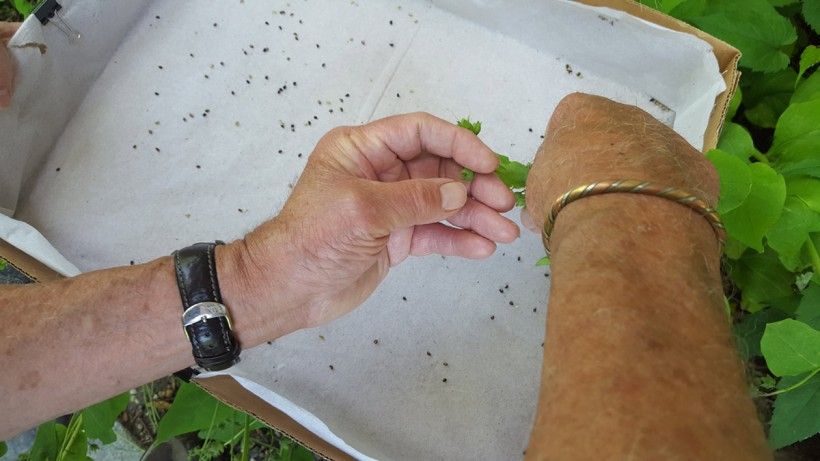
{"left": 440, "top": 182, "right": 467, "bottom": 211}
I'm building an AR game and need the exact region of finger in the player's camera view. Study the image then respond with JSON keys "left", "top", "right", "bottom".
{"left": 410, "top": 223, "right": 496, "bottom": 259}
{"left": 351, "top": 112, "right": 498, "bottom": 175}
{"left": 369, "top": 178, "right": 467, "bottom": 231}
{"left": 447, "top": 199, "right": 519, "bottom": 243}
{"left": 0, "top": 23, "right": 21, "bottom": 43}
{"left": 440, "top": 159, "right": 515, "bottom": 211}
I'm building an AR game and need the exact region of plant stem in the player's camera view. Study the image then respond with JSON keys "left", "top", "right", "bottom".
{"left": 758, "top": 368, "right": 820, "bottom": 398}
{"left": 750, "top": 151, "right": 770, "bottom": 164}
{"left": 55, "top": 413, "right": 83, "bottom": 461}
{"left": 240, "top": 414, "right": 251, "bottom": 461}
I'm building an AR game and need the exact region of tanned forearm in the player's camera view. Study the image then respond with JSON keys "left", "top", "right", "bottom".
{"left": 0, "top": 244, "right": 300, "bottom": 439}
{"left": 526, "top": 196, "right": 769, "bottom": 459}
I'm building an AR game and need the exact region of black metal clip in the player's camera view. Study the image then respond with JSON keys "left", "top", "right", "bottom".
{"left": 33, "top": 0, "right": 81, "bottom": 42}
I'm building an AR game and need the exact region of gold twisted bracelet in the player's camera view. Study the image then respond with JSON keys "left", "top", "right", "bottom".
{"left": 541, "top": 179, "right": 726, "bottom": 256}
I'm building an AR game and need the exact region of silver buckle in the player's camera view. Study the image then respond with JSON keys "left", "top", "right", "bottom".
{"left": 181, "top": 302, "right": 233, "bottom": 340}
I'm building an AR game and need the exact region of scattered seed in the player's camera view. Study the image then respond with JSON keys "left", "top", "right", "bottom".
{"left": 148, "top": 129, "right": 153, "bottom": 135}
{"left": 263, "top": 47, "right": 269, "bottom": 52}
{"left": 154, "top": 91, "right": 159, "bottom": 96}
{"left": 196, "top": 165, "right": 201, "bottom": 169}
{"left": 361, "top": 40, "right": 366, "bottom": 45}
{"left": 213, "top": 22, "right": 218, "bottom": 27}
{"left": 517, "top": 256, "right": 521, "bottom": 261}
{"left": 329, "top": 365, "right": 334, "bottom": 370}
{"left": 155, "top": 15, "right": 160, "bottom": 19}
{"left": 297, "top": 153, "right": 303, "bottom": 157}
{"left": 442, "top": 378, "right": 447, "bottom": 383}
{"left": 55, "top": 167, "right": 60, "bottom": 172}
{"left": 204, "top": 74, "right": 209, "bottom": 79}
{"left": 158, "top": 65, "right": 164, "bottom": 70}
{"left": 265, "top": 21, "right": 270, "bottom": 25}
{"left": 443, "top": 362, "right": 448, "bottom": 367}
{"left": 509, "top": 301, "right": 514, "bottom": 306}
{"left": 533, "top": 308, "right": 537, "bottom": 313}
{"left": 155, "top": 147, "right": 160, "bottom": 152}
{"left": 130, "top": 260, "right": 135, "bottom": 265}
{"left": 389, "top": 43, "right": 394, "bottom": 47}
{"left": 189, "top": 53, "right": 194, "bottom": 57}
{"left": 230, "top": 91, "right": 235, "bottom": 96}
{"left": 319, "top": 335, "right": 325, "bottom": 340}
{"left": 315, "top": 43, "right": 320, "bottom": 48}
{"left": 238, "top": 208, "right": 244, "bottom": 213}
{"left": 313, "top": 115, "right": 318, "bottom": 120}
{"left": 499, "top": 289, "right": 504, "bottom": 293}
{"left": 267, "top": 341, "right": 272, "bottom": 345}
{"left": 490, "top": 315, "right": 495, "bottom": 320}
{"left": 373, "top": 339, "right": 379, "bottom": 345}
{"left": 278, "top": 25, "right": 283, "bottom": 30}
{"left": 396, "top": 92, "right": 400, "bottom": 98}
{"left": 426, "top": 351, "right": 432, "bottom": 357}
{"left": 220, "top": 61, "right": 225, "bottom": 66}
{"left": 132, "top": 145, "right": 137, "bottom": 149}
{"left": 389, "top": 20, "right": 393, "bottom": 25}
{"left": 505, "top": 284, "right": 509, "bottom": 289}
{"left": 402, "top": 296, "right": 407, "bottom": 301}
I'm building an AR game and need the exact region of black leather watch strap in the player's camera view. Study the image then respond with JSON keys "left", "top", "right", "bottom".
{"left": 173, "top": 242, "right": 241, "bottom": 371}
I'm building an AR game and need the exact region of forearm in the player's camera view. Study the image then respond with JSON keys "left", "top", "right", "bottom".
{"left": 527, "top": 195, "right": 769, "bottom": 459}
{"left": 0, "top": 243, "right": 297, "bottom": 439}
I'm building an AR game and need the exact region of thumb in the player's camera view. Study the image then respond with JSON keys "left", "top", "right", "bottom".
{"left": 370, "top": 178, "right": 467, "bottom": 230}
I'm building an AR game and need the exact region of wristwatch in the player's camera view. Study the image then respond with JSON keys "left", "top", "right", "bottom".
{"left": 173, "top": 242, "right": 241, "bottom": 371}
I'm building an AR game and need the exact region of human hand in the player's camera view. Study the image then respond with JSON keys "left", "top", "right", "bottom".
{"left": 0, "top": 22, "right": 21, "bottom": 108}
{"left": 522, "top": 93, "right": 718, "bottom": 233}
{"left": 220, "top": 112, "right": 519, "bottom": 337}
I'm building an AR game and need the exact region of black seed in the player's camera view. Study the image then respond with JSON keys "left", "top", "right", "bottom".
{"left": 533, "top": 308, "right": 537, "bottom": 312}
{"left": 278, "top": 25, "right": 283, "bottom": 30}
{"left": 158, "top": 65, "right": 164, "bottom": 69}
{"left": 389, "top": 20, "right": 393, "bottom": 25}
{"left": 321, "top": 63, "right": 326, "bottom": 68}
{"left": 278, "top": 149, "right": 283, "bottom": 153}
{"left": 204, "top": 74, "right": 209, "bottom": 79}
{"left": 345, "top": 93, "right": 350, "bottom": 97}
{"left": 373, "top": 339, "right": 379, "bottom": 345}
{"left": 132, "top": 145, "right": 137, "bottom": 149}
{"left": 340, "top": 107, "right": 344, "bottom": 112}
{"left": 443, "top": 362, "right": 448, "bottom": 366}
{"left": 426, "top": 351, "right": 432, "bottom": 356}
{"left": 499, "top": 289, "right": 504, "bottom": 293}
{"left": 148, "top": 129, "right": 153, "bottom": 135}
{"left": 298, "top": 153, "right": 302, "bottom": 158}
{"left": 505, "top": 284, "right": 509, "bottom": 289}
{"left": 265, "top": 75, "right": 269, "bottom": 80}
{"left": 490, "top": 315, "right": 495, "bottom": 320}
{"left": 205, "top": 109, "right": 210, "bottom": 113}
{"left": 220, "top": 61, "right": 224, "bottom": 66}
{"left": 196, "top": 165, "right": 201, "bottom": 169}
{"left": 316, "top": 44, "right": 320, "bottom": 48}
{"left": 154, "top": 91, "right": 159, "bottom": 96}
{"left": 540, "top": 135, "right": 545, "bottom": 139}
{"left": 528, "top": 128, "right": 533, "bottom": 132}
{"left": 396, "top": 92, "right": 400, "bottom": 97}
{"left": 202, "top": 113, "right": 207, "bottom": 117}
{"left": 155, "top": 147, "right": 160, "bottom": 152}
{"left": 263, "top": 47, "right": 269, "bottom": 52}
{"left": 402, "top": 296, "right": 407, "bottom": 301}
{"left": 213, "top": 22, "right": 218, "bottom": 27}
{"left": 246, "top": 79, "right": 251, "bottom": 84}
{"left": 329, "top": 109, "right": 334, "bottom": 113}
{"left": 517, "top": 256, "right": 521, "bottom": 261}
{"left": 155, "top": 15, "right": 160, "bottom": 19}
{"left": 293, "top": 81, "right": 297, "bottom": 86}
{"left": 313, "top": 115, "right": 318, "bottom": 120}
{"left": 286, "top": 57, "right": 290, "bottom": 61}
{"left": 55, "top": 167, "right": 60, "bottom": 172}
{"left": 230, "top": 91, "right": 235, "bottom": 96}
{"left": 265, "top": 21, "right": 270, "bottom": 25}
{"left": 389, "top": 43, "right": 394, "bottom": 47}
{"left": 442, "top": 378, "right": 447, "bottom": 383}
{"left": 189, "top": 53, "right": 194, "bottom": 57}
{"left": 361, "top": 40, "right": 366, "bottom": 45}
{"left": 238, "top": 208, "right": 244, "bottom": 213}
{"left": 243, "top": 50, "right": 248, "bottom": 55}
{"left": 329, "top": 365, "right": 334, "bottom": 370}
{"left": 509, "top": 301, "right": 514, "bottom": 306}
{"left": 267, "top": 341, "right": 272, "bottom": 345}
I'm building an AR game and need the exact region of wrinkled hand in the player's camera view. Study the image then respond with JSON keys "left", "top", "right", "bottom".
{"left": 226, "top": 113, "right": 519, "bottom": 333}
{"left": 0, "top": 22, "right": 21, "bottom": 108}
{"left": 523, "top": 93, "right": 718, "bottom": 232}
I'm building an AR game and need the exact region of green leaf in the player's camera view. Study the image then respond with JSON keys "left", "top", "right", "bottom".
{"left": 716, "top": 123, "right": 758, "bottom": 162}
{"left": 10, "top": 0, "right": 35, "bottom": 17}
{"left": 81, "top": 393, "right": 129, "bottom": 444}
{"left": 0, "top": 441, "right": 6, "bottom": 457}
{"left": 796, "top": 284, "right": 820, "bottom": 330}
{"left": 742, "top": 69, "right": 797, "bottom": 128}
{"left": 768, "top": 372, "right": 820, "bottom": 449}
{"left": 27, "top": 421, "right": 62, "bottom": 461}
{"left": 707, "top": 149, "right": 753, "bottom": 213}
{"left": 459, "top": 168, "right": 475, "bottom": 181}
{"left": 761, "top": 319, "right": 820, "bottom": 376}
{"left": 792, "top": 71, "right": 820, "bottom": 104}
{"left": 456, "top": 118, "right": 481, "bottom": 135}
{"left": 726, "top": 87, "right": 742, "bottom": 120}
{"left": 798, "top": 45, "right": 820, "bottom": 82}
{"left": 771, "top": 99, "right": 820, "bottom": 160}
{"left": 680, "top": 0, "right": 796, "bottom": 73}
{"left": 721, "top": 162, "right": 786, "bottom": 251}
{"left": 495, "top": 154, "right": 530, "bottom": 190}
{"left": 535, "top": 256, "right": 550, "bottom": 266}
{"left": 732, "top": 248, "right": 795, "bottom": 311}
{"left": 766, "top": 197, "right": 820, "bottom": 271}
{"left": 787, "top": 177, "right": 820, "bottom": 213}
{"left": 56, "top": 414, "right": 89, "bottom": 461}
{"left": 779, "top": 158, "right": 820, "bottom": 178}
{"left": 637, "top": 0, "right": 685, "bottom": 13}
{"left": 196, "top": 411, "right": 265, "bottom": 444}
{"left": 804, "top": 0, "right": 820, "bottom": 34}
{"left": 767, "top": 0, "right": 798, "bottom": 6}
{"left": 155, "top": 382, "right": 235, "bottom": 446}
{"left": 734, "top": 308, "right": 789, "bottom": 360}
